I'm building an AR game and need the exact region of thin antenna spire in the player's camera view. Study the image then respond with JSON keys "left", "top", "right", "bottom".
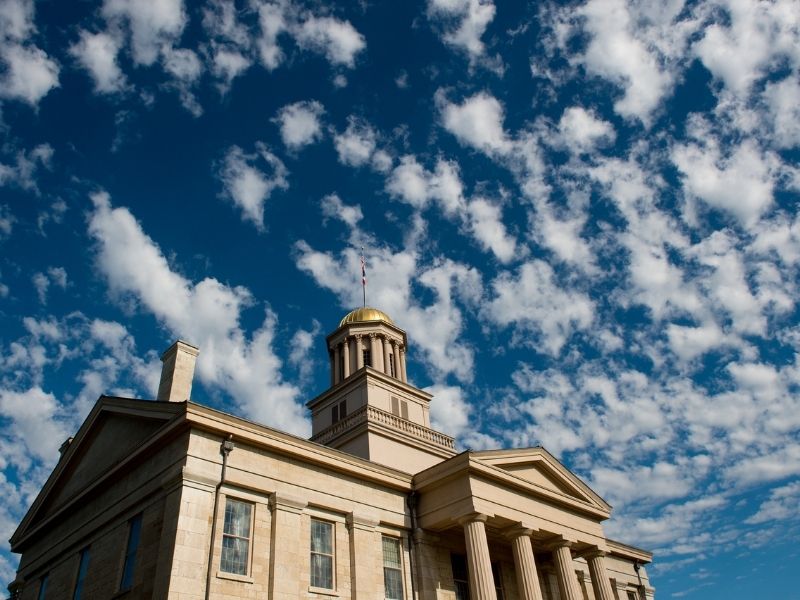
{"left": 360, "top": 247, "right": 367, "bottom": 307}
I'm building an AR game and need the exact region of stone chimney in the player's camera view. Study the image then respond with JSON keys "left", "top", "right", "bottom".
{"left": 157, "top": 340, "right": 199, "bottom": 402}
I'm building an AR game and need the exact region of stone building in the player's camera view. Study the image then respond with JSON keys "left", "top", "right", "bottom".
{"left": 8, "top": 307, "right": 655, "bottom": 600}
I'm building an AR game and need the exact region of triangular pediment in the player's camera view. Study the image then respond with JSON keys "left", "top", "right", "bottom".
{"left": 473, "top": 447, "right": 611, "bottom": 512}
{"left": 11, "top": 396, "right": 183, "bottom": 549}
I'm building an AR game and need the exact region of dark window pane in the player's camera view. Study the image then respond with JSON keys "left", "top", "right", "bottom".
{"left": 310, "top": 553, "right": 333, "bottom": 589}
{"left": 73, "top": 547, "right": 90, "bottom": 600}
{"left": 120, "top": 513, "right": 143, "bottom": 590}
{"left": 37, "top": 575, "right": 48, "bottom": 600}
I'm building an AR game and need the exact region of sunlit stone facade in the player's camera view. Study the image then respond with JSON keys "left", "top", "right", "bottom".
{"left": 8, "top": 308, "right": 654, "bottom": 600}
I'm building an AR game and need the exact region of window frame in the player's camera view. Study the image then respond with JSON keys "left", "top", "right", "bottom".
{"left": 219, "top": 498, "right": 254, "bottom": 576}
{"left": 382, "top": 535, "right": 404, "bottom": 600}
{"left": 119, "top": 513, "right": 143, "bottom": 592}
{"left": 72, "top": 546, "right": 90, "bottom": 600}
{"left": 309, "top": 518, "right": 335, "bottom": 591}
{"left": 36, "top": 574, "right": 48, "bottom": 600}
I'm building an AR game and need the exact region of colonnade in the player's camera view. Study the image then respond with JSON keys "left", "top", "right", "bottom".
{"left": 329, "top": 333, "right": 407, "bottom": 385}
{"left": 459, "top": 514, "right": 616, "bottom": 600}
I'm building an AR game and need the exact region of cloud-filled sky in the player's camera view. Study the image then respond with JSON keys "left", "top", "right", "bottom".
{"left": 1, "top": 0, "right": 799, "bottom": 596}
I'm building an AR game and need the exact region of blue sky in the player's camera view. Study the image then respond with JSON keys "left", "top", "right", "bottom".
{"left": 1, "top": 0, "right": 799, "bottom": 597}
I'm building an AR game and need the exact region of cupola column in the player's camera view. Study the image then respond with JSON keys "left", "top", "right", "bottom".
{"left": 383, "top": 336, "right": 392, "bottom": 377}
{"left": 399, "top": 346, "right": 407, "bottom": 382}
{"left": 391, "top": 340, "right": 400, "bottom": 379}
{"left": 342, "top": 339, "right": 351, "bottom": 379}
{"left": 355, "top": 335, "right": 364, "bottom": 370}
{"left": 333, "top": 345, "right": 341, "bottom": 384}
{"left": 370, "top": 333, "right": 383, "bottom": 372}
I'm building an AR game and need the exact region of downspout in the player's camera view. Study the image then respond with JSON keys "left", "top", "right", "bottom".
{"left": 406, "top": 491, "right": 420, "bottom": 600}
{"left": 205, "top": 434, "right": 234, "bottom": 600}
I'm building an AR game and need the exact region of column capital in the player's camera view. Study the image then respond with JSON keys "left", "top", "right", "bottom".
{"left": 582, "top": 548, "right": 607, "bottom": 560}
{"left": 369, "top": 332, "right": 378, "bottom": 338}
{"left": 543, "top": 535, "right": 576, "bottom": 551}
{"left": 503, "top": 524, "right": 537, "bottom": 540}
{"left": 354, "top": 333, "right": 363, "bottom": 340}
{"left": 456, "top": 512, "right": 489, "bottom": 526}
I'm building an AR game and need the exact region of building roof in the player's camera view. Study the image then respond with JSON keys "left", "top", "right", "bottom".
{"left": 339, "top": 306, "right": 394, "bottom": 327}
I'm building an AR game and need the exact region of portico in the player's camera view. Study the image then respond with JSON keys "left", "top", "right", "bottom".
{"left": 412, "top": 449, "right": 635, "bottom": 600}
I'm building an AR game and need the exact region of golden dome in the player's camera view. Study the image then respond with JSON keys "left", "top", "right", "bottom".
{"left": 339, "top": 307, "right": 394, "bottom": 327}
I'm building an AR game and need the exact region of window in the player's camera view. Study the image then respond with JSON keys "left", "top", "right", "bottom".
{"left": 400, "top": 400, "right": 408, "bottom": 420}
{"left": 389, "top": 354, "right": 395, "bottom": 377}
{"left": 626, "top": 593, "right": 638, "bottom": 600}
{"left": 492, "top": 562, "right": 505, "bottom": 600}
{"left": 119, "top": 513, "right": 143, "bottom": 591}
{"left": 332, "top": 400, "right": 347, "bottom": 424}
{"left": 220, "top": 499, "right": 252, "bottom": 575}
{"left": 382, "top": 536, "right": 403, "bottom": 599}
{"left": 72, "top": 547, "right": 90, "bottom": 600}
{"left": 310, "top": 519, "right": 334, "bottom": 589}
{"left": 363, "top": 349, "right": 371, "bottom": 367}
{"left": 450, "top": 553, "right": 469, "bottom": 600}
{"left": 37, "top": 575, "right": 48, "bottom": 600}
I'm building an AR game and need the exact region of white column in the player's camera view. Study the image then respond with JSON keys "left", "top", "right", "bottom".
{"left": 333, "top": 345, "right": 341, "bottom": 384}
{"left": 391, "top": 340, "right": 400, "bottom": 379}
{"left": 342, "top": 339, "right": 351, "bottom": 378}
{"left": 399, "top": 346, "right": 407, "bottom": 382}
{"left": 459, "top": 514, "right": 497, "bottom": 600}
{"left": 507, "top": 528, "right": 543, "bottom": 600}
{"left": 552, "top": 541, "right": 582, "bottom": 600}
{"left": 355, "top": 335, "right": 364, "bottom": 370}
{"left": 370, "top": 333, "right": 383, "bottom": 372}
{"left": 586, "top": 550, "right": 615, "bottom": 600}
{"left": 383, "top": 336, "right": 392, "bottom": 376}
{"left": 349, "top": 337, "right": 358, "bottom": 374}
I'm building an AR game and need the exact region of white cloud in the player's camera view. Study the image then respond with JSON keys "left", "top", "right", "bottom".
{"left": 274, "top": 100, "right": 325, "bottom": 151}
{"left": 0, "top": 44, "right": 59, "bottom": 105}
{"left": 294, "top": 15, "right": 365, "bottom": 68}
{"left": 102, "top": 0, "right": 186, "bottom": 66}
{"left": 320, "top": 193, "right": 362, "bottom": 228}
{"left": 70, "top": 30, "right": 127, "bottom": 94}
{"left": 439, "top": 90, "right": 511, "bottom": 154}
{"left": 762, "top": 77, "right": 800, "bottom": 149}
{"left": 673, "top": 138, "right": 776, "bottom": 228}
{"left": 208, "top": 45, "right": 250, "bottom": 92}
{"left": 87, "top": 192, "right": 306, "bottom": 434}
{"left": 0, "top": 143, "right": 53, "bottom": 193}
{"left": 484, "top": 260, "right": 594, "bottom": 355}
{"left": 385, "top": 156, "right": 466, "bottom": 215}
{"left": 426, "top": 0, "right": 496, "bottom": 63}
{"left": 694, "top": 0, "right": 800, "bottom": 96}
{"left": 745, "top": 481, "right": 800, "bottom": 524}
{"left": 557, "top": 106, "right": 615, "bottom": 153}
{"left": 465, "top": 197, "right": 518, "bottom": 263}
{"left": 0, "top": 387, "right": 70, "bottom": 462}
{"left": 575, "top": 0, "right": 678, "bottom": 122}
{"left": 425, "top": 383, "right": 471, "bottom": 438}
{"left": 161, "top": 46, "right": 203, "bottom": 115}
{"left": 255, "top": 1, "right": 287, "bottom": 70}
{"left": 217, "top": 143, "right": 289, "bottom": 230}
{"left": 333, "top": 117, "right": 377, "bottom": 167}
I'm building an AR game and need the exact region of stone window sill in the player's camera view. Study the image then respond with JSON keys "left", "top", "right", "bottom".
{"left": 216, "top": 571, "right": 254, "bottom": 584}
{"left": 308, "top": 585, "right": 339, "bottom": 597}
